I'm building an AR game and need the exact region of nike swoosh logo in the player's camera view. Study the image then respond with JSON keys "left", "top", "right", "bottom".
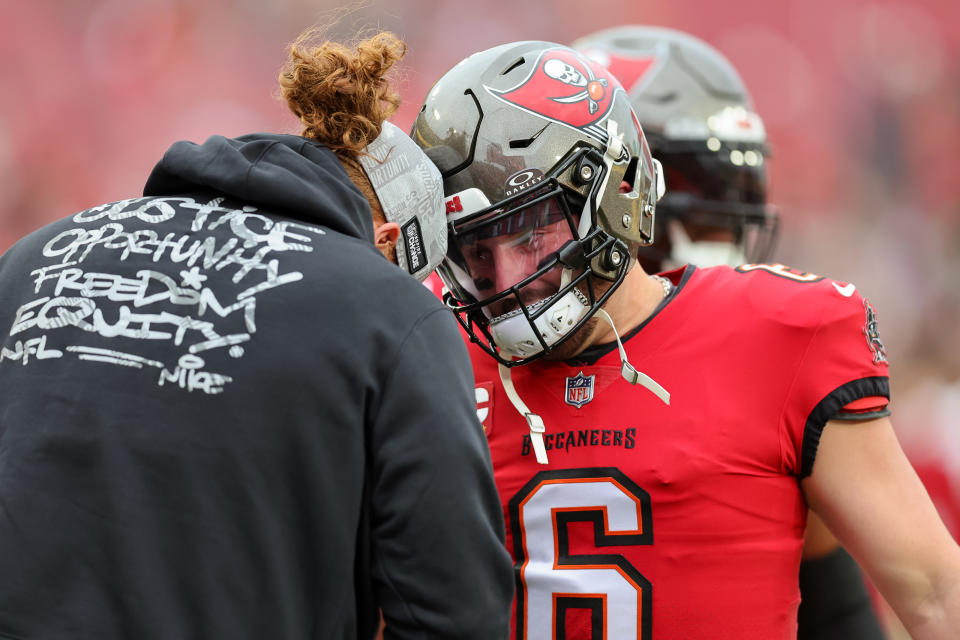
{"left": 832, "top": 282, "right": 856, "bottom": 297}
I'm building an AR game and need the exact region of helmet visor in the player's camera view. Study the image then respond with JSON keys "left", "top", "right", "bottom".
{"left": 439, "top": 184, "right": 579, "bottom": 318}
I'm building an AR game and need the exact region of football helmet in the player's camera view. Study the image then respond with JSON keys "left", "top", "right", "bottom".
{"left": 574, "top": 26, "right": 778, "bottom": 272}
{"left": 412, "top": 41, "right": 664, "bottom": 366}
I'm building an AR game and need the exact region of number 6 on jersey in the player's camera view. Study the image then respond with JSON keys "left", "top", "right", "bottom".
{"left": 509, "top": 468, "right": 653, "bottom": 639}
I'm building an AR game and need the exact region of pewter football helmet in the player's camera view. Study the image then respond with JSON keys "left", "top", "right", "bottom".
{"left": 412, "top": 41, "right": 664, "bottom": 365}
{"left": 574, "top": 26, "right": 778, "bottom": 272}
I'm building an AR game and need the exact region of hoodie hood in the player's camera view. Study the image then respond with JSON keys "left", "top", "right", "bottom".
{"left": 143, "top": 133, "right": 374, "bottom": 241}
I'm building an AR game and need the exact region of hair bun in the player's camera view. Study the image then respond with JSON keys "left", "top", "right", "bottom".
{"left": 279, "top": 31, "right": 406, "bottom": 158}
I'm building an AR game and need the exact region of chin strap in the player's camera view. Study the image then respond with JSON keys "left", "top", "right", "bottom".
{"left": 499, "top": 120, "right": 660, "bottom": 467}
{"left": 499, "top": 363, "right": 548, "bottom": 464}
{"left": 498, "top": 307, "right": 670, "bottom": 467}
{"left": 596, "top": 308, "right": 670, "bottom": 404}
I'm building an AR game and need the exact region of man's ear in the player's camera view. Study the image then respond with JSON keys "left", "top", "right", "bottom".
{"left": 374, "top": 222, "right": 401, "bottom": 261}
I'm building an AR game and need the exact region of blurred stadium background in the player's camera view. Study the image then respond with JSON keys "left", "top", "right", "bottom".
{"left": 2, "top": 0, "right": 958, "bottom": 636}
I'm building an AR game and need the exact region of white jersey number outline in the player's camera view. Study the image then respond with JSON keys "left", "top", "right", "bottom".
{"left": 736, "top": 262, "right": 824, "bottom": 282}
{"left": 508, "top": 468, "right": 653, "bottom": 640}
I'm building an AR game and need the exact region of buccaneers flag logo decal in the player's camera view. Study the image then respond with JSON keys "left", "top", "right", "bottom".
{"left": 488, "top": 48, "right": 624, "bottom": 139}
{"left": 579, "top": 46, "right": 661, "bottom": 95}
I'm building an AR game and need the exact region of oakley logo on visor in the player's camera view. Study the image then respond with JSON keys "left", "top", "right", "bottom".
{"left": 505, "top": 168, "right": 545, "bottom": 196}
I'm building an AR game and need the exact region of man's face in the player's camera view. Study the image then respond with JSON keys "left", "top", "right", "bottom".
{"left": 456, "top": 198, "right": 574, "bottom": 318}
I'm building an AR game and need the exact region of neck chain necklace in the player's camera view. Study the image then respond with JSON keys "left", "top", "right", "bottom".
{"left": 651, "top": 274, "right": 672, "bottom": 299}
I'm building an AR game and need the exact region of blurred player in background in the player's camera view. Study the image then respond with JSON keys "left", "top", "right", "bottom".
{"left": 0, "top": 31, "right": 512, "bottom": 640}
{"left": 414, "top": 39, "right": 960, "bottom": 639}
{"left": 571, "top": 27, "right": 778, "bottom": 275}
{"left": 573, "top": 25, "right": 886, "bottom": 640}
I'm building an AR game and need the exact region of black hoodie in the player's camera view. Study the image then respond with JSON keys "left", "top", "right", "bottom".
{"left": 0, "top": 134, "right": 513, "bottom": 639}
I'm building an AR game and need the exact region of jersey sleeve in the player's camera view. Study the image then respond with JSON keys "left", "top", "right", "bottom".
{"left": 781, "top": 287, "right": 891, "bottom": 478}
{"left": 368, "top": 307, "right": 513, "bottom": 639}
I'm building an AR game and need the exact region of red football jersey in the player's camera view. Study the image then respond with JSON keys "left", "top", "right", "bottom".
{"left": 467, "top": 264, "right": 890, "bottom": 640}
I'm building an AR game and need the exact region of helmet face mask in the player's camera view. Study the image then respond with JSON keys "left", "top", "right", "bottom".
{"left": 442, "top": 181, "right": 578, "bottom": 312}
{"left": 413, "top": 42, "right": 662, "bottom": 365}
{"left": 654, "top": 141, "right": 778, "bottom": 269}
{"left": 573, "top": 26, "right": 780, "bottom": 273}
{"left": 438, "top": 147, "right": 634, "bottom": 365}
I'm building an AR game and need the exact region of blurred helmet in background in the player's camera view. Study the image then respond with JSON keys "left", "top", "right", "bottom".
{"left": 412, "top": 41, "right": 664, "bottom": 365}
{"left": 574, "top": 26, "right": 779, "bottom": 272}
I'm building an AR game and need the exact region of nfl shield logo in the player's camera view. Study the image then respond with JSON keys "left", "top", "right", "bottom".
{"left": 565, "top": 372, "right": 595, "bottom": 408}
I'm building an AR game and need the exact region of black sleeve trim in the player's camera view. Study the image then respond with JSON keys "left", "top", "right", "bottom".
{"left": 800, "top": 377, "right": 890, "bottom": 478}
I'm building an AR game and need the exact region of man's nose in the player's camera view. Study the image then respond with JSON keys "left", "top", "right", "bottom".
{"left": 492, "top": 244, "right": 530, "bottom": 292}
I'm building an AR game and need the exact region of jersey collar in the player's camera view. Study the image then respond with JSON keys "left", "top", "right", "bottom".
{"left": 563, "top": 264, "right": 696, "bottom": 367}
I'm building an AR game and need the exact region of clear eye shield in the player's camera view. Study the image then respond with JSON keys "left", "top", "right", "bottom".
{"left": 443, "top": 183, "right": 576, "bottom": 308}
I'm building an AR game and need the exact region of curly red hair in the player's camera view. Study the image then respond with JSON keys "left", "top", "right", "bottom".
{"left": 279, "top": 30, "right": 406, "bottom": 160}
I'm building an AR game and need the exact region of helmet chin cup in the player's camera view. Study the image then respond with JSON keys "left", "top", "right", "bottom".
{"left": 488, "top": 288, "right": 591, "bottom": 358}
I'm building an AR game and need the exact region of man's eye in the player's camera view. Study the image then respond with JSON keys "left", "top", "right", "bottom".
{"left": 465, "top": 246, "right": 492, "bottom": 263}
{"left": 530, "top": 229, "right": 551, "bottom": 246}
